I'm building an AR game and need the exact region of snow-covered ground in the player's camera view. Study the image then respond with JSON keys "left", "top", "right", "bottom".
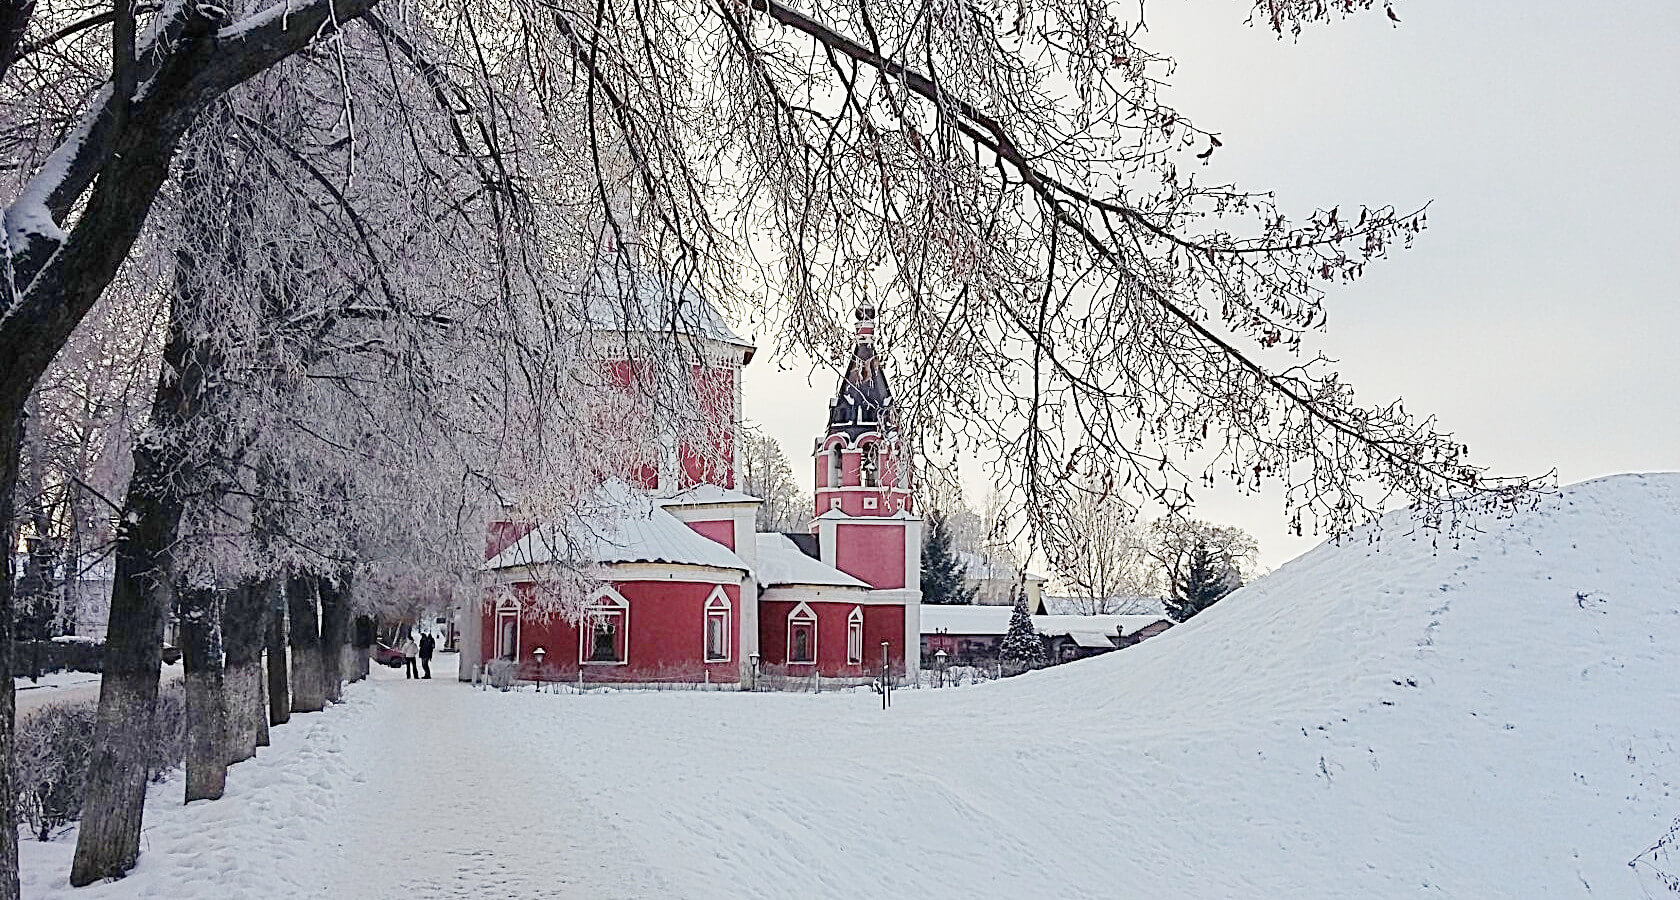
{"left": 21, "top": 473, "right": 1680, "bottom": 897}
{"left": 14, "top": 663, "right": 182, "bottom": 716}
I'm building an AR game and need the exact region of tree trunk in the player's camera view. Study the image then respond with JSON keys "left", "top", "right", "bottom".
{"left": 220, "top": 578, "right": 267, "bottom": 764}
{"left": 70, "top": 297, "right": 206, "bottom": 885}
{"left": 0, "top": 410, "right": 23, "bottom": 899}
{"left": 178, "top": 585, "right": 227, "bottom": 802}
{"left": 319, "top": 572, "right": 350, "bottom": 703}
{"left": 266, "top": 582, "right": 290, "bottom": 726}
{"left": 287, "top": 574, "right": 324, "bottom": 713}
{"left": 350, "top": 614, "right": 373, "bottom": 683}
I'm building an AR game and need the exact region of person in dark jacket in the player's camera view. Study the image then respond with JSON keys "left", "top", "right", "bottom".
{"left": 419, "top": 631, "right": 436, "bottom": 679}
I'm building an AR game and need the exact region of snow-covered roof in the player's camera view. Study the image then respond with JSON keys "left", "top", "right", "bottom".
{"left": 581, "top": 261, "right": 755, "bottom": 360}
{"left": 1035, "top": 614, "right": 1171, "bottom": 638}
{"left": 956, "top": 551, "right": 1046, "bottom": 584}
{"left": 658, "top": 485, "right": 763, "bottom": 508}
{"left": 485, "top": 483, "right": 747, "bottom": 573}
{"left": 920, "top": 604, "right": 1015, "bottom": 635}
{"left": 918, "top": 604, "right": 1169, "bottom": 638}
{"left": 754, "top": 533, "right": 869, "bottom": 589}
{"left": 1039, "top": 594, "right": 1166, "bottom": 616}
{"left": 1068, "top": 631, "right": 1117, "bottom": 650}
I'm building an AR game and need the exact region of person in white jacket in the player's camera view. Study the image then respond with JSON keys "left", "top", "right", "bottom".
{"left": 399, "top": 634, "right": 420, "bottom": 679}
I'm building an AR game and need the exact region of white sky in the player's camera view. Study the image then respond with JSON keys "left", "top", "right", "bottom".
{"left": 741, "top": 0, "right": 1680, "bottom": 571}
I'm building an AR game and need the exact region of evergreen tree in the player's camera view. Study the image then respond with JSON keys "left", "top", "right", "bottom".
{"left": 998, "top": 587, "right": 1045, "bottom": 669}
{"left": 1161, "top": 530, "right": 1247, "bottom": 623}
{"left": 921, "top": 511, "right": 978, "bottom": 605}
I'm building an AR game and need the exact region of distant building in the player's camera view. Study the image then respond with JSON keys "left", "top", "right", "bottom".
{"left": 958, "top": 551, "right": 1047, "bottom": 611}
{"left": 919, "top": 604, "right": 1171, "bottom": 667}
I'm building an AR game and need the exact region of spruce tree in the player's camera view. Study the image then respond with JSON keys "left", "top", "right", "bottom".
{"left": 921, "top": 510, "right": 978, "bottom": 604}
{"left": 998, "top": 587, "right": 1045, "bottom": 669}
{"left": 1162, "top": 533, "right": 1242, "bottom": 622}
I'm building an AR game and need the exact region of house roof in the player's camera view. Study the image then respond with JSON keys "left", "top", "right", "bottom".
{"left": 754, "top": 533, "right": 869, "bottom": 589}
{"left": 580, "top": 260, "right": 756, "bottom": 362}
{"left": 484, "top": 482, "right": 748, "bottom": 573}
{"left": 918, "top": 604, "right": 1170, "bottom": 639}
{"left": 920, "top": 604, "right": 1015, "bottom": 635}
{"left": 1039, "top": 594, "right": 1166, "bottom": 616}
{"left": 1067, "top": 631, "right": 1118, "bottom": 650}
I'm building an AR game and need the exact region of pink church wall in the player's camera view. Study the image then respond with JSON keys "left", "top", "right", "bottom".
{"left": 679, "top": 365, "right": 737, "bottom": 490}
{"left": 683, "top": 518, "right": 736, "bottom": 550}
{"left": 483, "top": 580, "right": 741, "bottom": 683}
{"left": 834, "top": 524, "right": 906, "bottom": 589}
{"left": 757, "top": 600, "right": 906, "bottom": 677}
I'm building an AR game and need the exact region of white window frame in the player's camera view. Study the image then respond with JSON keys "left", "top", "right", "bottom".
{"left": 846, "top": 606, "right": 864, "bottom": 665}
{"left": 703, "top": 588, "right": 732, "bottom": 663}
{"left": 787, "top": 602, "right": 818, "bottom": 666}
{"left": 579, "top": 586, "right": 630, "bottom": 666}
{"left": 496, "top": 601, "right": 521, "bottom": 662}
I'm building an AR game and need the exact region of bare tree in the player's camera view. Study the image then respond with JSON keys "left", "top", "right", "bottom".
{"left": 738, "top": 423, "right": 807, "bottom": 531}
{"left": 1048, "top": 487, "right": 1158, "bottom": 615}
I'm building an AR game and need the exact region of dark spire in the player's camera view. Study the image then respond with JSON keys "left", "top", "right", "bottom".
{"left": 827, "top": 306, "right": 894, "bottom": 439}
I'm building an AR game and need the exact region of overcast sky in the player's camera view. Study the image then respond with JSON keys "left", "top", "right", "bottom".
{"left": 741, "top": 0, "right": 1680, "bottom": 570}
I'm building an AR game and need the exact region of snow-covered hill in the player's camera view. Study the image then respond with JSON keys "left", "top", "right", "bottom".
{"left": 23, "top": 474, "right": 1680, "bottom": 898}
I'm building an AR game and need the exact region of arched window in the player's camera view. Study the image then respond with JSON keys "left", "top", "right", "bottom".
{"left": 496, "top": 600, "right": 521, "bottom": 662}
{"left": 828, "top": 445, "right": 844, "bottom": 488}
{"left": 788, "top": 603, "right": 817, "bottom": 665}
{"left": 579, "top": 588, "right": 629, "bottom": 665}
{"left": 846, "top": 607, "right": 864, "bottom": 665}
{"left": 861, "top": 443, "right": 880, "bottom": 488}
{"left": 704, "top": 589, "right": 731, "bottom": 663}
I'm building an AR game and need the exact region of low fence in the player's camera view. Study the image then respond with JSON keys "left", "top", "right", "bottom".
{"left": 473, "top": 659, "right": 901, "bottom": 695}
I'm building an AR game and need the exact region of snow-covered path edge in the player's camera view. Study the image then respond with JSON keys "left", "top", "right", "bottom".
{"left": 21, "top": 682, "right": 374, "bottom": 898}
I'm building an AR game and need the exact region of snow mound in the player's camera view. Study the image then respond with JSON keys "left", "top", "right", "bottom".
{"left": 936, "top": 471, "right": 1680, "bottom": 895}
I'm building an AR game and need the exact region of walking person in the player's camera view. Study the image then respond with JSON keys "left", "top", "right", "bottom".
{"left": 400, "top": 633, "right": 419, "bottom": 679}
{"left": 419, "top": 631, "right": 436, "bottom": 679}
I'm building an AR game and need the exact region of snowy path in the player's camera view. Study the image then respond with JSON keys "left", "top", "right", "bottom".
{"left": 323, "top": 656, "right": 672, "bottom": 899}
{"left": 20, "top": 656, "right": 672, "bottom": 899}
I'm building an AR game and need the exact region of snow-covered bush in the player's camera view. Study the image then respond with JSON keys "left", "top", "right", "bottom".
{"left": 13, "top": 682, "right": 186, "bottom": 841}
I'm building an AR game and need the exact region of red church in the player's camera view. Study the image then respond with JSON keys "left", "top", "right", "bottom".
{"left": 460, "top": 268, "right": 922, "bottom": 686}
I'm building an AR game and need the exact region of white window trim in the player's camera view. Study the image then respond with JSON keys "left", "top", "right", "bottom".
{"left": 787, "top": 601, "right": 818, "bottom": 666}
{"left": 579, "top": 586, "right": 630, "bottom": 666}
{"left": 703, "top": 587, "right": 732, "bottom": 663}
{"left": 846, "top": 606, "right": 864, "bottom": 665}
{"left": 496, "top": 605, "right": 521, "bottom": 662}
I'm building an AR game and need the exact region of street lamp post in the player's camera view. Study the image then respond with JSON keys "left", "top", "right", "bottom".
{"left": 749, "top": 651, "right": 760, "bottom": 692}
{"left": 532, "top": 646, "right": 546, "bottom": 691}
{"left": 935, "top": 648, "right": 948, "bottom": 688}
{"left": 880, "top": 641, "right": 891, "bottom": 709}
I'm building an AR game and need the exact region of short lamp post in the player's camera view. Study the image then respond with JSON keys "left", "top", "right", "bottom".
{"left": 749, "top": 651, "right": 761, "bottom": 692}
{"left": 880, "top": 641, "right": 891, "bottom": 709}
{"left": 532, "top": 646, "right": 546, "bottom": 690}
{"left": 935, "top": 648, "right": 948, "bottom": 688}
